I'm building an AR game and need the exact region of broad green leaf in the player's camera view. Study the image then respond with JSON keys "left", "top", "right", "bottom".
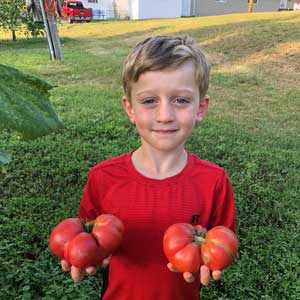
{"left": 0, "top": 64, "right": 63, "bottom": 139}
{"left": 0, "top": 149, "right": 11, "bottom": 167}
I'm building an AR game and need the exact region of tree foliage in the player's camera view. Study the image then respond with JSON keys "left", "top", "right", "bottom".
{"left": 0, "top": 0, "right": 44, "bottom": 40}
{"left": 0, "top": 0, "right": 26, "bottom": 40}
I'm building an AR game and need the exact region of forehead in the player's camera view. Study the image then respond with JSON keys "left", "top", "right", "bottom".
{"left": 131, "top": 61, "right": 198, "bottom": 95}
{"left": 135, "top": 62, "right": 196, "bottom": 84}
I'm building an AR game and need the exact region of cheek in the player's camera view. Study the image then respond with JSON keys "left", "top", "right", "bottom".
{"left": 180, "top": 110, "right": 198, "bottom": 127}
{"left": 134, "top": 108, "right": 153, "bottom": 122}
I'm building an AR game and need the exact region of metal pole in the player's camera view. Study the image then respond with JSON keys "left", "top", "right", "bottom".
{"left": 48, "top": 14, "right": 63, "bottom": 60}
{"left": 38, "top": 0, "right": 55, "bottom": 60}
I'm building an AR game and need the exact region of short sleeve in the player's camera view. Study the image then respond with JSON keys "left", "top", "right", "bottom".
{"left": 210, "top": 170, "right": 236, "bottom": 232}
{"left": 78, "top": 169, "right": 102, "bottom": 221}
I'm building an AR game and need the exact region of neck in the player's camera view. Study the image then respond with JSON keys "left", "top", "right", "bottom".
{"left": 131, "top": 146, "right": 188, "bottom": 179}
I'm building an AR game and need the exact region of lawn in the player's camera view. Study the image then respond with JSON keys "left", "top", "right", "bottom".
{"left": 1, "top": 11, "right": 300, "bottom": 299}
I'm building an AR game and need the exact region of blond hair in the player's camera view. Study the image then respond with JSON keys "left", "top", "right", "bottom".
{"left": 122, "top": 35, "right": 210, "bottom": 101}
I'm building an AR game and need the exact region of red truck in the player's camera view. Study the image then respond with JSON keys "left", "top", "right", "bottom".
{"left": 62, "top": 1, "right": 93, "bottom": 23}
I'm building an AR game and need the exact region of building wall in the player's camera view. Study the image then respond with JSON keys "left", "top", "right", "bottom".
{"left": 182, "top": 0, "right": 192, "bottom": 16}
{"left": 81, "top": 0, "right": 129, "bottom": 19}
{"left": 116, "top": 0, "right": 129, "bottom": 13}
{"left": 130, "top": 0, "right": 139, "bottom": 19}
{"left": 192, "top": 0, "right": 289, "bottom": 17}
{"left": 130, "top": 0, "right": 182, "bottom": 20}
{"left": 81, "top": 0, "right": 113, "bottom": 18}
{"left": 113, "top": 0, "right": 130, "bottom": 18}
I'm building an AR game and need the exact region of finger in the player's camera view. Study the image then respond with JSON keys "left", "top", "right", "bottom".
{"left": 102, "top": 256, "right": 111, "bottom": 266}
{"left": 71, "top": 266, "right": 85, "bottom": 282}
{"left": 200, "top": 265, "right": 210, "bottom": 286}
{"left": 183, "top": 272, "right": 196, "bottom": 283}
{"left": 212, "top": 270, "right": 222, "bottom": 281}
{"left": 61, "top": 260, "right": 71, "bottom": 272}
{"left": 86, "top": 266, "right": 97, "bottom": 276}
{"left": 167, "top": 262, "right": 178, "bottom": 272}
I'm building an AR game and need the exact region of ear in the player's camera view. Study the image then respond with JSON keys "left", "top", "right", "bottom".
{"left": 122, "top": 96, "right": 136, "bottom": 124}
{"left": 196, "top": 95, "right": 209, "bottom": 123}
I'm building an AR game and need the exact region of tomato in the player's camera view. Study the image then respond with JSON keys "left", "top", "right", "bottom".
{"left": 163, "top": 223, "right": 205, "bottom": 273}
{"left": 163, "top": 223, "right": 238, "bottom": 273}
{"left": 49, "top": 214, "right": 124, "bottom": 269}
{"left": 201, "top": 226, "right": 238, "bottom": 271}
{"left": 92, "top": 214, "right": 125, "bottom": 257}
{"left": 49, "top": 218, "right": 83, "bottom": 259}
{"left": 64, "top": 232, "right": 104, "bottom": 269}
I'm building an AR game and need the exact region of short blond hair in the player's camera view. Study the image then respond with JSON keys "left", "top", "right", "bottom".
{"left": 122, "top": 35, "right": 210, "bottom": 101}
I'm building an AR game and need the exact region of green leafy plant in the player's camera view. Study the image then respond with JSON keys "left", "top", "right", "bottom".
{"left": 0, "top": 64, "right": 63, "bottom": 166}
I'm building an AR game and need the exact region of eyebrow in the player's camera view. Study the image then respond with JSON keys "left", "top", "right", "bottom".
{"left": 135, "top": 88, "right": 195, "bottom": 97}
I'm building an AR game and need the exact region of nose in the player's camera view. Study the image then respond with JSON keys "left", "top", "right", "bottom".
{"left": 156, "top": 101, "right": 175, "bottom": 123}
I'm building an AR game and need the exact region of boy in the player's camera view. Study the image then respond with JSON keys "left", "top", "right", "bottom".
{"left": 61, "top": 35, "right": 236, "bottom": 300}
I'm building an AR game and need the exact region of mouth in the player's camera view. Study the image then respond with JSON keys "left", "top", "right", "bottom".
{"left": 153, "top": 129, "right": 178, "bottom": 134}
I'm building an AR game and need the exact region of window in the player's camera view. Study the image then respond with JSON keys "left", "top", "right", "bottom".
{"left": 88, "top": 0, "right": 98, "bottom": 3}
{"left": 68, "top": 2, "right": 84, "bottom": 8}
{"left": 216, "top": 0, "right": 226, "bottom": 3}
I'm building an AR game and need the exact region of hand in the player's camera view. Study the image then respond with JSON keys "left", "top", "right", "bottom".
{"left": 61, "top": 256, "right": 111, "bottom": 283}
{"left": 167, "top": 263, "right": 222, "bottom": 286}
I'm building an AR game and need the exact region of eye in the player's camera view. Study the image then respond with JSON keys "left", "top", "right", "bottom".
{"left": 142, "top": 98, "right": 157, "bottom": 105}
{"left": 174, "top": 97, "right": 190, "bottom": 104}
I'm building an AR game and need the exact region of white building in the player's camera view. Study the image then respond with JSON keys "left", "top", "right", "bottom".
{"left": 80, "top": 0, "right": 289, "bottom": 20}
{"left": 81, "top": 0, "right": 187, "bottom": 20}
{"left": 129, "top": 0, "right": 182, "bottom": 20}
{"left": 81, "top": 0, "right": 129, "bottom": 19}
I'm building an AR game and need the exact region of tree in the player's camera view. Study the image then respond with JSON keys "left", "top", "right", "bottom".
{"left": 0, "top": 0, "right": 26, "bottom": 41}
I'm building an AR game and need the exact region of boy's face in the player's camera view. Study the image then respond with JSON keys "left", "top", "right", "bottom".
{"left": 123, "top": 61, "right": 209, "bottom": 153}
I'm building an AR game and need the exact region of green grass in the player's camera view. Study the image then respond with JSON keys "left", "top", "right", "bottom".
{"left": 1, "top": 12, "right": 300, "bottom": 299}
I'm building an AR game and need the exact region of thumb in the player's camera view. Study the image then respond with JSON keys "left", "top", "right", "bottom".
{"left": 102, "top": 255, "right": 111, "bottom": 266}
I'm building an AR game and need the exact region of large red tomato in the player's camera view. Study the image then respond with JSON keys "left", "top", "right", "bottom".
{"left": 92, "top": 214, "right": 125, "bottom": 257}
{"left": 49, "top": 218, "right": 83, "bottom": 259}
{"left": 163, "top": 223, "right": 238, "bottom": 273}
{"left": 49, "top": 214, "right": 124, "bottom": 269}
{"left": 201, "top": 226, "right": 238, "bottom": 271}
{"left": 163, "top": 223, "right": 205, "bottom": 273}
{"left": 64, "top": 232, "right": 104, "bottom": 269}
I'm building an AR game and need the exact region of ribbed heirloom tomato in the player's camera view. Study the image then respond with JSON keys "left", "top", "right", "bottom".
{"left": 163, "top": 223, "right": 238, "bottom": 273}
{"left": 49, "top": 214, "right": 124, "bottom": 269}
{"left": 201, "top": 226, "right": 238, "bottom": 271}
{"left": 163, "top": 223, "right": 205, "bottom": 273}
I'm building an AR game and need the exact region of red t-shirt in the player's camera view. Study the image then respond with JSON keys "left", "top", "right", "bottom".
{"left": 79, "top": 151, "right": 236, "bottom": 300}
